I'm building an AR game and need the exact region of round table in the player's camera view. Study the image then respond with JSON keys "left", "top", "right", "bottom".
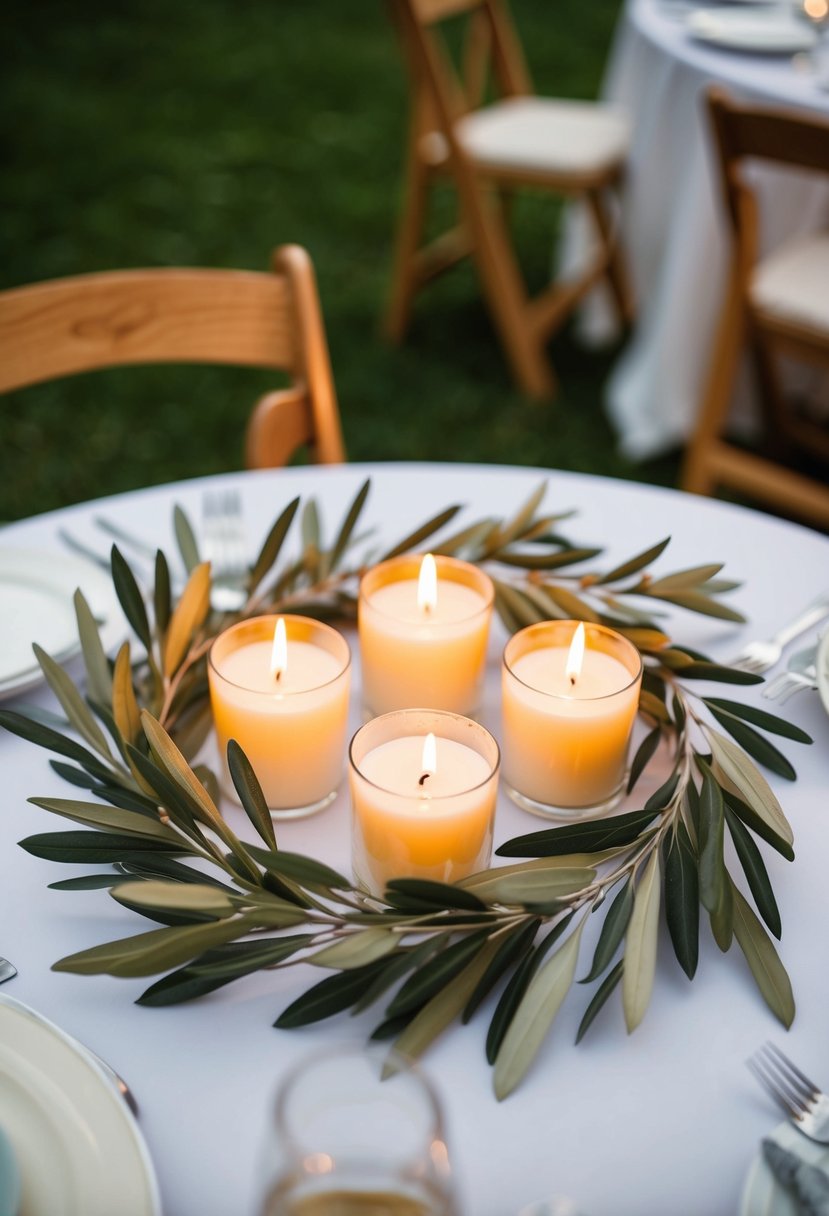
{"left": 564, "top": 0, "right": 829, "bottom": 461}
{"left": 2, "top": 463, "right": 829, "bottom": 1216}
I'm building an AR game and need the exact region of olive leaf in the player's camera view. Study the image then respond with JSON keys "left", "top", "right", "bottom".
{"left": 579, "top": 879, "right": 632, "bottom": 984}
{"left": 173, "top": 505, "right": 200, "bottom": 573}
{"left": 493, "top": 917, "right": 586, "bottom": 1100}
{"left": 73, "top": 589, "right": 113, "bottom": 705}
{"left": 164, "top": 562, "right": 211, "bottom": 676}
{"left": 391, "top": 937, "right": 501, "bottom": 1067}
{"left": 706, "top": 728, "right": 793, "bottom": 848}
{"left": 623, "top": 850, "right": 661, "bottom": 1033}
{"left": 662, "top": 824, "right": 699, "bottom": 980}
{"left": 110, "top": 545, "right": 151, "bottom": 650}
{"left": 32, "top": 643, "right": 112, "bottom": 758}
{"left": 731, "top": 884, "right": 794, "bottom": 1028}
{"left": 309, "top": 929, "right": 398, "bottom": 971}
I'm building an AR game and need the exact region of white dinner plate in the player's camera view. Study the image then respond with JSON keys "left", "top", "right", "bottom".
{"left": 740, "top": 1118, "right": 829, "bottom": 1215}
{"left": 687, "top": 8, "right": 818, "bottom": 52}
{"left": 0, "top": 547, "right": 120, "bottom": 700}
{"left": 817, "top": 629, "right": 829, "bottom": 718}
{"left": 0, "top": 994, "right": 160, "bottom": 1216}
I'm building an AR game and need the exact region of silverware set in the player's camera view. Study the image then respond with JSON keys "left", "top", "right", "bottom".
{"left": 201, "top": 488, "right": 249, "bottom": 612}
{"left": 729, "top": 593, "right": 829, "bottom": 703}
{"left": 749, "top": 1042, "right": 829, "bottom": 1146}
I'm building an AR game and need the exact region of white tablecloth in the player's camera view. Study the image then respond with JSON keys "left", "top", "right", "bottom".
{"left": 2, "top": 463, "right": 829, "bottom": 1216}
{"left": 568, "top": 0, "right": 829, "bottom": 460}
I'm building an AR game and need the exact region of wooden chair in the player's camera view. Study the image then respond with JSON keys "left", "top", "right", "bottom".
{"left": 386, "top": 0, "right": 633, "bottom": 400}
{"left": 0, "top": 244, "right": 346, "bottom": 468}
{"left": 682, "top": 88, "right": 829, "bottom": 530}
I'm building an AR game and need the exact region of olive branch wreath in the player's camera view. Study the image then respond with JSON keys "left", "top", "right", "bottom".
{"left": 1, "top": 479, "right": 810, "bottom": 1100}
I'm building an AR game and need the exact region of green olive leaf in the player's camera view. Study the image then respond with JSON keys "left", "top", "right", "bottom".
{"left": 493, "top": 917, "right": 586, "bottom": 1100}
{"left": 622, "top": 849, "right": 661, "bottom": 1033}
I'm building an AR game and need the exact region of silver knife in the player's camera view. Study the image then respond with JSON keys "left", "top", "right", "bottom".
{"left": 762, "top": 1139, "right": 829, "bottom": 1215}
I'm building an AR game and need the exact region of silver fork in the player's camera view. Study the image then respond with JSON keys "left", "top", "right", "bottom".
{"left": 202, "top": 489, "right": 249, "bottom": 612}
{"left": 729, "top": 595, "right": 829, "bottom": 674}
{"left": 762, "top": 664, "right": 818, "bottom": 704}
{"left": 748, "top": 1042, "right": 829, "bottom": 1144}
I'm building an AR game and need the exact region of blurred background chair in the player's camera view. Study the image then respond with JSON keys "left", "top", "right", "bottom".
{"left": 682, "top": 88, "right": 829, "bottom": 530}
{"left": 0, "top": 244, "right": 345, "bottom": 469}
{"left": 386, "top": 0, "right": 632, "bottom": 400}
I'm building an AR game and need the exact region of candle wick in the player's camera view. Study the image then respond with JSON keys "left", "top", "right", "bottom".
{"left": 418, "top": 772, "right": 430, "bottom": 786}
{"left": 569, "top": 674, "right": 576, "bottom": 687}
{"left": 274, "top": 670, "right": 282, "bottom": 683}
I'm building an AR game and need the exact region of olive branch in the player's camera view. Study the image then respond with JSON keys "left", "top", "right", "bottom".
{"left": 1, "top": 479, "right": 810, "bottom": 1099}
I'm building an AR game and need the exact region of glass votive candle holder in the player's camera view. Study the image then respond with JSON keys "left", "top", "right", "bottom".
{"left": 254, "top": 1045, "right": 457, "bottom": 1216}
{"left": 358, "top": 554, "right": 494, "bottom": 719}
{"left": 501, "top": 620, "right": 642, "bottom": 820}
{"left": 208, "top": 614, "right": 351, "bottom": 819}
{"left": 349, "top": 709, "right": 500, "bottom": 898}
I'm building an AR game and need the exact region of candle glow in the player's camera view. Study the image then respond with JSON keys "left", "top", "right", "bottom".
{"left": 565, "top": 623, "right": 586, "bottom": 686}
{"left": 417, "top": 553, "right": 438, "bottom": 613}
{"left": 420, "top": 732, "right": 438, "bottom": 787}
{"left": 271, "top": 618, "right": 288, "bottom": 681}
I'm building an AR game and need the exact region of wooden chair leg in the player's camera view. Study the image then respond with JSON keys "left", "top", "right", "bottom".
{"left": 386, "top": 140, "right": 433, "bottom": 343}
{"left": 464, "top": 182, "right": 557, "bottom": 399}
{"left": 681, "top": 265, "right": 745, "bottom": 496}
{"left": 748, "top": 323, "right": 793, "bottom": 458}
{"left": 585, "top": 188, "right": 634, "bottom": 328}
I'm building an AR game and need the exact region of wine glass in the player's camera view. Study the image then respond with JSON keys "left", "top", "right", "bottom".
{"left": 254, "top": 1045, "right": 457, "bottom": 1216}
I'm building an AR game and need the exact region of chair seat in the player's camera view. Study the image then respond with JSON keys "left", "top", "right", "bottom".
{"left": 455, "top": 96, "right": 630, "bottom": 179}
{"left": 750, "top": 234, "right": 829, "bottom": 340}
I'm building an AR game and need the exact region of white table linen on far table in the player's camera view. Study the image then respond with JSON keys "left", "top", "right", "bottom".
{"left": 562, "top": 0, "right": 829, "bottom": 461}
{"left": 2, "top": 462, "right": 829, "bottom": 1216}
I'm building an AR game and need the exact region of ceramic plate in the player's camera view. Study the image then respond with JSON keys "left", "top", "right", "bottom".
{"left": 0, "top": 995, "right": 160, "bottom": 1216}
{"left": 687, "top": 8, "right": 818, "bottom": 52}
{"left": 817, "top": 630, "right": 829, "bottom": 718}
{"left": 740, "top": 1119, "right": 829, "bottom": 1215}
{"left": 0, "top": 547, "right": 120, "bottom": 700}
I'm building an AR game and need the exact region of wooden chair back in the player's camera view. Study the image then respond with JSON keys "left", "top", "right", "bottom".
{"left": 386, "top": 0, "right": 631, "bottom": 399}
{"left": 708, "top": 87, "right": 829, "bottom": 263}
{"left": 393, "top": 0, "right": 530, "bottom": 130}
{"left": 0, "top": 244, "right": 345, "bottom": 467}
{"left": 681, "top": 89, "right": 829, "bottom": 529}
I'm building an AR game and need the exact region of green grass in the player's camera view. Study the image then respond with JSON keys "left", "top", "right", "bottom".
{"left": 1, "top": 0, "right": 681, "bottom": 522}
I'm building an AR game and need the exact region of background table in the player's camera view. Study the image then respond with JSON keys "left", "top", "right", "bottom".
{"left": 565, "top": 0, "right": 829, "bottom": 461}
{"left": 2, "top": 463, "right": 829, "bottom": 1216}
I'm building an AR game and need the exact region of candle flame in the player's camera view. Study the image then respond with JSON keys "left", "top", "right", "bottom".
{"left": 417, "top": 553, "right": 438, "bottom": 613}
{"left": 271, "top": 618, "right": 288, "bottom": 680}
{"left": 419, "top": 732, "right": 438, "bottom": 786}
{"left": 805, "top": 0, "right": 828, "bottom": 20}
{"left": 566, "top": 622, "right": 586, "bottom": 686}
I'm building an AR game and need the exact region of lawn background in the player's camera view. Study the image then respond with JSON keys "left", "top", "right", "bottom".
{"left": 2, "top": 0, "right": 682, "bottom": 522}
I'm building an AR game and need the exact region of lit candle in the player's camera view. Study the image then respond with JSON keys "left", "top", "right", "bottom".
{"left": 358, "top": 554, "right": 494, "bottom": 718}
{"left": 208, "top": 614, "right": 351, "bottom": 818}
{"left": 349, "top": 709, "right": 500, "bottom": 896}
{"left": 501, "top": 620, "right": 642, "bottom": 818}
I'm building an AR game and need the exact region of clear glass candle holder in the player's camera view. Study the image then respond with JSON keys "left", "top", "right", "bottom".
{"left": 358, "top": 554, "right": 494, "bottom": 719}
{"left": 208, "top": 614, "right": 351, "bottom": 819}
{"left": 349, "top": 709, "right": 500, "bottom": 898}
{"left": 254, "top": 1045, "right": 457, "bottom": 1216}
{"left": 501, "top": 620, "right": 642, "bottom": 821}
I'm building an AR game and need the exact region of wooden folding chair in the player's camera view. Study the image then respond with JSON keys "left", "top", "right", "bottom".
{"left": 682, "top": 88, "right": 829, "bottom": 530}
{"left": 0, "top": 244, "right": 346, "bottom": 468}
{"left": 386, "top": 0, "right": 632, "bottom": 399}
